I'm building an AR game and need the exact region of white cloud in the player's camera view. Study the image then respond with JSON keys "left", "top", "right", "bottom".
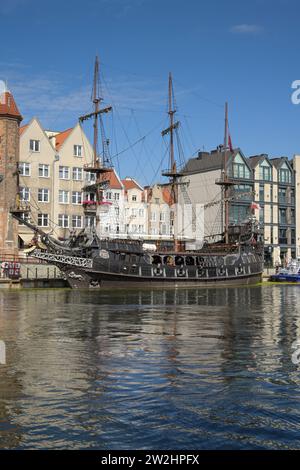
{"left": 230, "top": 24, "right": 263, "bottom": 34}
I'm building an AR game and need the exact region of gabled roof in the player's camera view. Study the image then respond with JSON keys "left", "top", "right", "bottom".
{"left": 122, "top": 177, "right": 143, "bottom": 191}
{"left": 0, "top": 91, "right": 22, "bottom": 121}
{"left": 270, "top": 156, "right": 293, "bottom": 170}
{"left": 55, "top": 128, "right": 73, "bottom": 150}
{"left": 107, "top": 169, "right": 123, "bottom": 190}
{"left": 248, "top": 153, "right": 269, "bottom": 168}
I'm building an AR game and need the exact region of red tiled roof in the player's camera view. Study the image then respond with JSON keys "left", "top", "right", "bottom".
{"left": 106, "top": 169, "right": 123, "bottom": 190}
{"left": 55, "top": 128, "right": 73, "bottom": 149}
{"left": 121, "top": 178, "right": 143, "bottom": 191}
{"left": 19, "top": 124, "right": 28, "bottom": 135}
{"left": 0, "top": 91, "right": 22, "bottom": 121}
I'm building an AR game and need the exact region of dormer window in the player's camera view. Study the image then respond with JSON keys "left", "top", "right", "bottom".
{"left": 232, "top": 154, "right": 251, "bottom": 179}
{"left": 259, "top": 160, "right": 272, "bottom": 181}
{"left": 74, "top": 145, "right": 82, "bottom": 157}
{"left": 30, "top": 139, "right": 40, "bottom": 152}
{"left": 279, "top": 162, "right": 292, "bottom": 184}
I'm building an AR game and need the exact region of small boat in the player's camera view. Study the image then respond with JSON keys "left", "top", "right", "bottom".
{"left": 269, "top": 259, "right": 300, "bottom": 282}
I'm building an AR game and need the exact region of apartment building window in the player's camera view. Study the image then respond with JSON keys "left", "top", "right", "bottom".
{"left": 85, "top": 192, "right": 95, "bottom": 202}
{"left": 39, "top": 164, "right": 50, "bottom": 178}
{"left": 58, "top": 214, "right": 69, "bottom": 228}
{"left": 229, "top": 205, "right": 249, "bottom": 223}
{"left": 29, "top": 139, "right": 40, "bottom": 152}
{"left": 72, "top": 215, "right": 82, "bottom": 228}
{"left": 259, "top": 206, "right": 264, "bottom": 224}
{"left": 132, "top": 195, "right": 137, "bottom": 202}
{"left": 19, "top": 212, "right": 31, "bottom": 226}
{"left": 291, "top": 209, "right": 295, "bottom": 225}
{"left": 291, "top": 189, "right": 295, "bottom": 205}
{"left": 131, "top": 224, "right": 137, "bottom": 233}
{"left": 19, "top": 162, "right": 30, "bottom": 176}
{"left": 106, "top": 191, "right": 112, "bottom": 200}
{"left": 74, "top": 145, "right": 82, "bottom": 157}
{"left": 139, "top": 208, "right": 144, "bottom": 217}
{"left": 279, "top": 208, "right": 287, "bottom": 224}
{"left": 20, "top": 187, "right": 30, "bottom": 202}
{"left": 72, "top": 167, "right": 83, "bottom": 181}
{"left": 138, "top": 225, "right": 144, "bottom": 233}
{"left": 279, "top": 163, "right": 292, "bottom": 183}
{"left": 279, "top": 228, "right": 287, "bottom": 245}
{"left": 150, "top": 212, "right": 156, "bottom": 222}
{"left": 278, "top": 187, "right": 287, "bottom": 204}
{"left": 160, "top": 212, "right": 166, "bottom": 222}
{"left": 59, "top": 166, "right": 69, "bottom": 179}
{"left": 59, "top": 190, "right": 69, "bottom": 204}
{"left": 38, "top": 188, "right": 49, "bottom": 203}
{"left": 86, "top": 172, "right": 96, "bottom": 183}
{"left": 114, "top": 192, "right": 120, "bottom": 201}
{"left": 131, "top": 208, "right": 137, "bottom": 217}
{"left": 259, "top": 160, "right": 271, "bottom": 181}
{"left": 234, "top": 184, "right": 253, "bottom": 201}
{"left": 115, "top": 207, "right": 119, "bottom": 216}
{"left": 259, "top": 184, "right": 264, "bottom": 202}
{"left": 232, "top": 154, "right": 251, "bottom": 179}
{"left": 38, "top": 213, "right": 49, "bottom": 227}
{"left": 291, "top": 229, "right": 296, "bottom": 245}
{"left": 72, "top": 191, "right": 82, "bottom": 205}
{"left": 160, "top": 223, "right": 167, "bottom": 235}
{"left": 85, "top": 216, "right": 95, "bottom": 227}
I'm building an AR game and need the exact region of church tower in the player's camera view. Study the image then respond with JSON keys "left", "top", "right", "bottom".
{"left": 0, "top": 82, "right": 23, "bottom": 257}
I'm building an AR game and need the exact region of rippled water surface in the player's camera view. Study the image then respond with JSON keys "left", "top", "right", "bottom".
{"left": 1, "top": 286, "right": 300, "bottom": 449}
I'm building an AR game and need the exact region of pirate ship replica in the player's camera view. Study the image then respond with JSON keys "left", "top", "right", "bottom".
{"left": 11, "top": 57, "right": 264, "bottom": 288}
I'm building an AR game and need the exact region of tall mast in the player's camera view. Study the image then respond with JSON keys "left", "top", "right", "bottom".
{"left": 79, "top": 56, "right": 112, "bottom": 230}
{"left": 162, "top": 73, "right": 181, "bottom": 250}
{"left": 93, "top": 56, "right": 100, "bottom": 166}
{"left": 224, "top": 102, "right": 229, "bottom": 243}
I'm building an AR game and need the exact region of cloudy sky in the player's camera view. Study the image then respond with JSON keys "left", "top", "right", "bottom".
{"left": 0, "top": 0, "right": 300, "bottom": 184}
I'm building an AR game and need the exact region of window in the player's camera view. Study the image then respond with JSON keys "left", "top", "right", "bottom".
{"left": 38, "top": 213, "right": 49, "bottom": 227}
{"left": 160, "top": 212, "right": 166, "bottom": 222}
{"left": 155, "top": 198, "right": 160, "bottom": 204}
{"left": 19, "top": 162, "right": 30, "bottom": 176}
{"left": 114, "top": 192, "right": 120, "bottom": 201}
{"left": 278, "top": 188, "right": 287, "bottom": 204}
{"left": 139, "top": 208, "right": 144, "bottom": 217}
{"left": 131, "top": 208, "right": 137, "bottom": 217}
{"left": 150, "top": 212, "right": 156, "bottom": 222}
{"left": 229, "top": 205, "right": 249, "bottom": 223}
{"left": 138, "top": 225, "right": 144, "bottom": 233}
{"left": 279, "top": 208, "right": 287, "bottom": 224}
{"left": 58, "top": 214, "right": 69, "bottom": 228}
{"left": 233, "top": 184, "right": 253, "bottom": 201}
{"left": 132, "top": 195, "right": 137, "bottom": 202}
{"left": 259, "top": 184, "right": 264, "bottom": 202}
{"left": 72, "top": 167, "right": 83, "bottom": 181}
{"left": 160, "top": 223, "right": 167, "bottom": 235}
{"left": 115, "top": 207, "right": 120, "bottom": 216}
{"left": 59, "top": 166, "right": 69, "bottom": 180}
{"left": 72, "top": 191, "right": 82, "bottom": 205}
{"left": 29, "top": 139, "right": 40, "bottom": 152}
{"left": 85, "top": 192, "right": 95, "bottom": 202}
{"left": 232, "top": 154, "right": 251, "bottom": 179}
{"left": 72, "top": 215, "right": 82, "bottom": 228}
{"left": 291, "top": 209, "right": 295, "bottom": 225}
{"left": 259, "top": 160, "right": 271, "bottom": 181}
{"left": 20, "top": 187, "right": 30, "bottom": 201}
{"left": 73, "top": 145, "right": 82, "bottom": 157}
{"left": 19, "top": 213, "right": 31, "bottom": 225}
{"left": 59, "top": 190, "right": 69, "bottom": 204}
{"left": 106, "top": 192, "right": 112, "bottom": 200}
{"left": 279, "top": 162, "right": 292, "bottom": 184}
{"left": 85, "top": 215, "right": 95, "bottom": 227}
{"left": 279, "top": 228, "right": 287, "bottom": 245}
{"left": 39, "top": 164, "right": 50, "bottom": 178}
{"left": 38, "top": 188, "right": 49, "bottom": 203}
{"left": 86, "top": 172, "right": 96, "bottom": 183}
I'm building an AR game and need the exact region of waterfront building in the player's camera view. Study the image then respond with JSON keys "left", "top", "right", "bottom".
{"left": 0, "top": 85, "right": 22, "bottom": 257}
{"left": 18, "top": 119, "right": 94, "bottom": 245}
{"left": 180, "top": 148, "right": 297, "bottom": 265}
{"left": 122, "top": 177, "right": 148, "bottom": 238}
{"left": 145, "top": 183, "right": 174, "bottom": 240}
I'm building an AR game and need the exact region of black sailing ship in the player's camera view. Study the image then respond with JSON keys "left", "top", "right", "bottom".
{"left": 11, "top": 57, "right": 264, "bottom": 288}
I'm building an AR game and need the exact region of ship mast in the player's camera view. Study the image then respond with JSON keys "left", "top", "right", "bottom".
{"left": 79, "top": 56, "right": 112, "bottom": 228}
{"left": 220, "top": 102, "right": 234, "bottom": 244}
{"left": 162, "top": 73, "right": 182, "bottom": 250}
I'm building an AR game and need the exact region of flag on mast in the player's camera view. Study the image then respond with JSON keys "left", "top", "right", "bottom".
{"left": 228, "top": 133, "right": 234, "bottom": 152}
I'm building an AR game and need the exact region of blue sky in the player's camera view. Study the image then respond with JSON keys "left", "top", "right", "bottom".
{"left": 1, "top": 0, "right": 300, "bottom": 185}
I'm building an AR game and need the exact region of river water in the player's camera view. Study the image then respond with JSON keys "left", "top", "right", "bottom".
{"left": 0, "top": 285, "right": 300, "bottom": 450}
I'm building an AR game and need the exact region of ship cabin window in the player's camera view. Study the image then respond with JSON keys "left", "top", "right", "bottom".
{"left": 164, "top": 255, "right": 175, "bottom": 266}
{"left": 120, "top": 253, "right": 126, "bottom": 261}
{"left": 175, "top": 256, "right": 185, "bottom": 266}
{"left": 186, "top": 256, "right": 195, "bottom": 266}
{"left": 131, "top": 255, "right": 137, "bottom": 264}
{"left": 152, "top": 255, "right": 162, "bottom": 265}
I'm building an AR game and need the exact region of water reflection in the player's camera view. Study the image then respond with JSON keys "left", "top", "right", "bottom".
{"left": 1, "top": 286, "right": 300, "bottom": 449}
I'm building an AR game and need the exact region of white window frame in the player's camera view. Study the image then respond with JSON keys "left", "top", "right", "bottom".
{"left": 59, "top": 190, "right": 69, "bottom": 204}
{"left": 38, "top": 164, "right": 50, "bottom": 178}
{"left": 19, "top": 162, "right": 30, "bottom": 176}
{"left": 37, "top": 213, "right": 49, "bottom": 227}
{"left": 29, "top": 139, "right": 40, "bottom": 152}
{"left": 58, "top": 214, "right": 69, "bottom": 228}
{"left": 72, "top": 191, "right": 82, "bottom": 205}
{"left": 72, "top": 215, "right": 82, "bottom": 229}
{"left": 59, "top": 166, "right": 70, "bottom": 180}
{"left": 73, "top": 145, "right": 82, "bottom": 157}
{"left": 20, "top": 187, "right": 30, "bottom": 202}
{"left": 72, "top": 167, "right": 83, "bottom": 181}
{"left": 38, "top": 188, "right": 49, "bottom": 203}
